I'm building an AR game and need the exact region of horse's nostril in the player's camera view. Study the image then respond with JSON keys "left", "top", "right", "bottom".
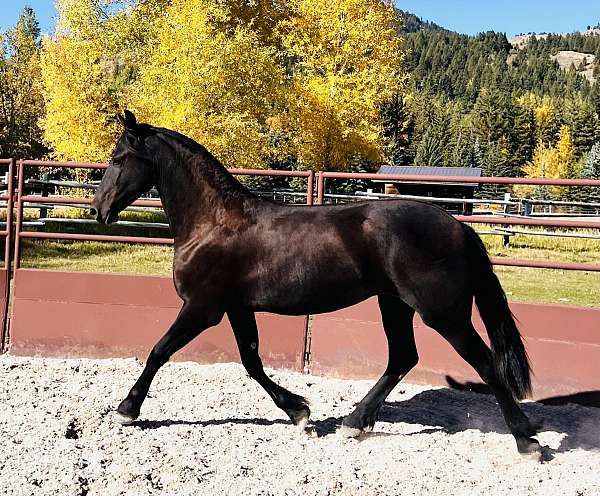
{"left": 89, "top": 207, "right": 98, "bottom": 217}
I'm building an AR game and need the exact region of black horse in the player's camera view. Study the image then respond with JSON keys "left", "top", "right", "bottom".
{"left": 91, "top": 111, "right": 541, "bottom": 457}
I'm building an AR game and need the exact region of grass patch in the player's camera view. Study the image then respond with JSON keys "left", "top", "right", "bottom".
{"left": 494, "top": 266, "right": 599, "bottom": 307}
{"left": 479, "top": 228, "right": 599, "bottom": 306}
{"left": 478, "top": 228, "right": 599, "bottom": 264}
{"left": 21, "top": 240, "right": 173, "bottom": 276}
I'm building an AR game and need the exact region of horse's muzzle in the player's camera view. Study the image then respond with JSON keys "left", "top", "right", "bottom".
{"left": 89, "top": 204, "right": 112, "bottom": 224}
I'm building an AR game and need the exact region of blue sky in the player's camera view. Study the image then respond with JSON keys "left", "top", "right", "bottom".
{"left": 397, "top": 0, "right": 599, "bottom": 36}
{"left": 1, "top": 1, "right": 599, "bottom": 37}
{"left": 0, "top": 0, "right": 57, "bottom": 34}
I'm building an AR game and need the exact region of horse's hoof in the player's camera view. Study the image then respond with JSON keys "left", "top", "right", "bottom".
{"left": 304, "top": 425, "right": 318, "bottom": 438}
{"left": 516, "top": 437, "right": 553, "bottom": 462}
{"left": 296, "top": 413, "right": 317, "bottom": 437}
{"left": 295, "top": 416, "right": 317, "bottom": 438}
{"left": 338, "top": 424, "right": 362, "bottom": 439}
{"left": 114, "top": 411, "right": 137, "bottom": 426}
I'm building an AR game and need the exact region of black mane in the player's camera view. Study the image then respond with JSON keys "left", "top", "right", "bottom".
{"left": 152, "top": 126, "right": 208, "bottom": 155}
{"left": 149, "top": 125, "right": 254, "bottom": 200}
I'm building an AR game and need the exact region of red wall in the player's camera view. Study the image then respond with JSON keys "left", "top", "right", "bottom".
{"left": 8, "top": 269, "right": 600, "bottom": 399}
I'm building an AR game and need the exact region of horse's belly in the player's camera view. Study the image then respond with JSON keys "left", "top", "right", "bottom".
{"left": 247, "top": 276, "right": 376, "bottom": 316}
{"left": 258, "top": 294, "right": 374, "bottom": 316}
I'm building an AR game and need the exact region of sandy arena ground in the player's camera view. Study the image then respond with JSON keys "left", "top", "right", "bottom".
{"left": 1, "top": 355, "right": 599, "bottom": 496}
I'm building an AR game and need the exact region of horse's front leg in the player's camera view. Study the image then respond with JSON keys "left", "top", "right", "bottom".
{"left": 116, "top": 302, "right": 224, "bottom": 424}
{"left": 227, "top": 307, "right": 311, "bottom": 430}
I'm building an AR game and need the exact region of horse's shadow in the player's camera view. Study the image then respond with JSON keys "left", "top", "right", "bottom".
{"left": 314, "top": 386, "right": 600, "bottom": 454}
{"left": 133, "top": 385, "right": 600, "bottom": 455}
{"left": 132, "top": 417, "right": 290, "bottom": 430}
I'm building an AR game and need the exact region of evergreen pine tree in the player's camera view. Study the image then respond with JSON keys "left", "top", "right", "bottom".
{"left": 580, "top": 143, "right": 600, "bottom": 202}
{"left": 382, "top": 94, "right": 414, "bottom": 166}
{"left": 472, "top": 88, "right": 511, "bottom": 145}
{"left": 0, "top": 6, "right": 46, "bottom": 159}
{"left": 479, "top": 140, "right": 510, "bottom": 197}
{"left": 511, "top": 102, "right": 536, "bottom": 176}
{"left": 415, "top": 126, "right": 445, "bottom": 166}
{"left": 565, "top": 98, "right": 598, "bottom": 158}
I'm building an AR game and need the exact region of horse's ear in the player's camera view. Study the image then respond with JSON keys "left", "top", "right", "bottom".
{"left": 123, "top": 109, "right": 137, "bottom": 129}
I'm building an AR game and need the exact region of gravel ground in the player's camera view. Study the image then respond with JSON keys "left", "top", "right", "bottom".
{"left": 1, "top": 355, "right": 599, "bottom": 496}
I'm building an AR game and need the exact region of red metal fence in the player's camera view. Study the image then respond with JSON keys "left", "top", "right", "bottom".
{"left": 1, "top": 159, "right": 599, "bottom": 399}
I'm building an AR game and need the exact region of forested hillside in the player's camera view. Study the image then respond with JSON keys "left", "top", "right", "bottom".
{"left": 385, "top": 11, "right": 600, "bottom": 199}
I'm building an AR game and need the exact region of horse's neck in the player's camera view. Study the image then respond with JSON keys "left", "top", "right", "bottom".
{"left": 153, "top": 142, "right": 250, "bottom": 241}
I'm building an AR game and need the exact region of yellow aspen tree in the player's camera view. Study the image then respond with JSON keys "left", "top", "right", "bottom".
{"left": 523, "top": 126, "right": 579, "bottom": 199}
{"left": 524, "top": 142, "right": 559, "bottom": 178}
{"left": 40, "top": 0, "right": 165, "bottom": 162}
{"left": 521, "top": 141, "right": 558, "bottom": 199}
{"left": 555, "top": 124, "right": 581, "bottom": 199}
{"left": 556, "top": 125, "right": 580, "bottom": 179}
{"left": 533, "top": 97, "right": 558, "bottom": 145}
{"left": 278, "top": 0, "right": 405, "bottom": 170}
{"left": 128, "top": 0, "right": 287, "bottom": 169}
{"left": 40, "top": 0, "right": 407, "bottom": 172}
{"left": 216, "top": 0, "right": 290, "bottom": 49}
{"left": 516, "top": 93, "right": 558, "bottom": 145}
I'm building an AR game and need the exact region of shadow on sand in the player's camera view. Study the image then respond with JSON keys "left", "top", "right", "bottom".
{"left": 134, "top": 378, "right": 600, "bottom": 455}
{"left": 312, "top": 378, "right": 600, "bottom": 455}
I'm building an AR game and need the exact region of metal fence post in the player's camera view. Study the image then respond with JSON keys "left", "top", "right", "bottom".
{"left": 13, "top": 160, "right": 25, "bottom": 269}
{"left": 316, "top": 172, "right": 324, "bottom": 205}
{"left": 0, "top": 159, "right": 15, "bottom": 351}
{"left": 306, "top": 171, "right": 314, "bottom": 205}
{"left": 4, "top": 159, "right": 14, "bottom": 272}
{"left": 503, "top": 192, "right": 511, "bottom": 247}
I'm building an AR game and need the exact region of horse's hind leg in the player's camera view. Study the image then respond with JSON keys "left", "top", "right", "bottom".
{"left": 227, "top": 307, "right": 311, "bottom": 429}
{"left": 426, "top": 313, "right": 541, "bottom": 456}
{"left": 340, "top": 295, "right": 417, "bottom": 437}
{"left": 116, "top": 302, "right": 223, "bottom": 424}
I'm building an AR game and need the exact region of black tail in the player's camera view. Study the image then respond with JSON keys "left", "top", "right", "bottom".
{"left": 462, "top": 224, "right": 532, "bottom": 400}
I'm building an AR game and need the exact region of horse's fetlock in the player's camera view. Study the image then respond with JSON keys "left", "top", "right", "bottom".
{"left": 512, "top": 417, "right": 537, "bottom": 439}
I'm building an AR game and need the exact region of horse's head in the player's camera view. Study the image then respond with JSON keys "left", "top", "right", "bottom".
{"left": 91, "top": 110, "right": 156, "bottom": 224}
